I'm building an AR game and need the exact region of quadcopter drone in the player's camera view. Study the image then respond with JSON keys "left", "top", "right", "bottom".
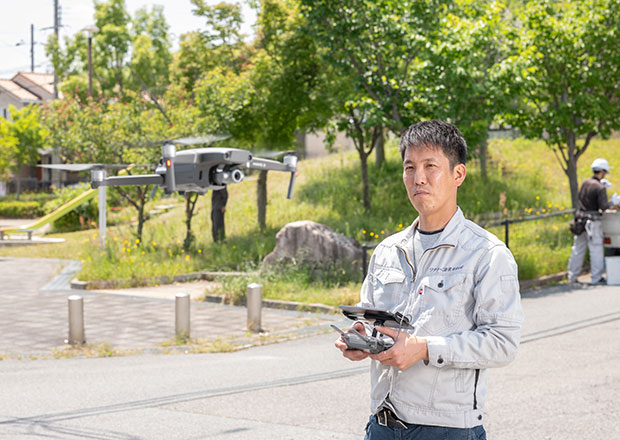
{"left": 41, "top": 135, "right": 298, "bottom": 198}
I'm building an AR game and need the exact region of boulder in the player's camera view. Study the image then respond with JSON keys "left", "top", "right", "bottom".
{"left": 262, "top": 220, "right": 363, "bottom": 269}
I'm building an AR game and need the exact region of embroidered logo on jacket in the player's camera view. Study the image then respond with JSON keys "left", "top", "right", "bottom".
{"left": 428, "top": 265, "right": 464, "bottom": 273}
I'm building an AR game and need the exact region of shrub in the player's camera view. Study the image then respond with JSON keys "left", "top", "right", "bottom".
{"left": 0, "top": 200, "right": 44, "bottom": 218}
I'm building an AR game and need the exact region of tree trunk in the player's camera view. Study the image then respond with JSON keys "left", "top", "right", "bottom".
{"left": 257, "top": 170, "right": 268, "bottom": 231}
{"left": 360, "top": 152, "right": 371, "bottom": 213}
{"left": 479, "top": 137, "right": 488, "bottom": 182}
{"left": 566, "top": 154, "right": 580, "bottom": 209}
{"left": 562, "top": 130, "right": 580, "bottom": 210}
{"left": 137, "top": 201, "right": 145, "bottom": 244}
{"left": 375, "top": 126, "right": 385, "bottom": 167}
{"left": 135, "top": 187, "right": 148, "bottom": 245}
{"left": 184, "top": 192, "right": 199, "bottom": 250}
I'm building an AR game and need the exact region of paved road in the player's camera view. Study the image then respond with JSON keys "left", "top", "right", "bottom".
{"left": 1, "top": 257, "right": 620, "bottom": 438}
{"left": 0, "top": 257, "right": 342, "bottom": 358}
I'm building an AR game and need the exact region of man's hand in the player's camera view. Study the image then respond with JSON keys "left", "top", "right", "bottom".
{"left": 369, "top": 326, "right": 429, "bottom": 370}
{"left": 335, "top": 321, "right": 370, "bottom": 361}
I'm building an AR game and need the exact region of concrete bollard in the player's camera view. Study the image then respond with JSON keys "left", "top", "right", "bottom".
{"left": 247, "top": 283, "right": 262, "bottom": 332}
{"left": 66, "top": 295, "right": 85, "bottom": 345}
{"left": 175, "top": 293, "right": 190, "bottom": 339}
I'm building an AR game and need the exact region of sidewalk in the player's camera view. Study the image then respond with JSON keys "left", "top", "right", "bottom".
{"left": 0, "top": 257, "right": 342, "bottom": 358}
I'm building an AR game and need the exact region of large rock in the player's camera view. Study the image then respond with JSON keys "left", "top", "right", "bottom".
{"left": 262, "top": 220, "right": 363, "bottom": 269}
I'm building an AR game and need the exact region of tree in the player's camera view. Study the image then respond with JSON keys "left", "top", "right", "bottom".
{"left": 93, "top": 0, "right": 132, "bottom": 96}
{"left": 130, "top": 5, "right": 172, "bottom": 97}
{"left": 419, "top": 0, "right": 517, "bottom": 181}
{"left": 0, "top": 105, "right": 49, "bottom": 196}
{"left": 507, "top": 0, "right": 620, "bottom": 208}
{"left": 300, "top": 0, "right": 446, "bottom": 211}
{"left": 188, "top": 0, "right": 331, "bottom": 230}
{"left": 301, "top": 0, "right": 446, "bottom": 133}
{"left": 41, "top": 95, "right": 167, "bottom": 242}
{"left": 46, "top": 0, "right": 173, "bottom": 100}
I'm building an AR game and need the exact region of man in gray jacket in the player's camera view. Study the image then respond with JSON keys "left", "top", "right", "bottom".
{"left": 335, "top": 120, "right": 523, "bottom": 439}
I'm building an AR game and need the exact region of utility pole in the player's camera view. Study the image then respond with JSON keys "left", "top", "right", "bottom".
{"left": 53, "top": 0, "right": 59, "bottom": 99}
{"left": 30, "top": 24, "right": 34, "bottom": 72}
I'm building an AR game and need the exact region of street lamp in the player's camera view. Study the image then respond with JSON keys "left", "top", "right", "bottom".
{"left": 81, "top": 25, "right": 99, "bottom": 98}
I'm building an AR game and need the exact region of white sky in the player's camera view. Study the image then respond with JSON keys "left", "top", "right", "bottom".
{"left": 0, "top": 0, "right": 256, "bottom": 78}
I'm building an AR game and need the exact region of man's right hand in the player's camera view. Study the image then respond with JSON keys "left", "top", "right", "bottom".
{"left": 335, "top": 321, "right": 370, "bottom": 361}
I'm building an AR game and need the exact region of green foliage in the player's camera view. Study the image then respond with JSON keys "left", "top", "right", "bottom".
{"left": 5, "top": 137, "right": 620, "bottom": 303}
{"left": 130, "top": 5, "right": 172, "bottom": 95}
{"left": 47, "top": 0, "right": 173, "bottom": 99}
{"left": 0, "top": 192, "right": 55, "bottom": 204}
{"left": 220, "top": 260, "right": 361, "bottom": 306}
{"left": 300, "top": 0, "right": 446, "bottom": 133}
{"left": 505, "top": 0, "right": 620, "bottom": 206}
{"left": 0, "top": 105, "right": 49, "bottom": 177}
{"left": 0, "top": 201, "right": 44, "bottom": 218}
{"left": 43, "top": 183, "right": 98, "bottom": 232}
{"left": 420, "top": 0, "right": 517, "bottom": 153}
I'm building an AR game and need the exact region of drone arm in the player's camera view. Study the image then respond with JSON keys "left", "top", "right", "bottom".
{"left": 246, "top": 157, "right": 292, "bottom": 172}
{"left": 91, "top": 174, "right": 164, "bottom": 189}
{"left": 247, "top": 155, "right": 298, "bottom": 199}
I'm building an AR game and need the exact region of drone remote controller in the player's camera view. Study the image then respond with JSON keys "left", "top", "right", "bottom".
{"left": 331, "top": 324, "right": 394, "bottom": 354}
{"left": 333, "top": 306, "right": 414, "bottom": 354}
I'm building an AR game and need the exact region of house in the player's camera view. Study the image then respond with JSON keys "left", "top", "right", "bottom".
{"left": 0, "top": 72, "right": 62, "bottom": 193}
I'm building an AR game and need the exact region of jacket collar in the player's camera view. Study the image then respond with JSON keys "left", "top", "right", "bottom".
{"left": 399, "top": 207, "right": 464, "bottom": 249}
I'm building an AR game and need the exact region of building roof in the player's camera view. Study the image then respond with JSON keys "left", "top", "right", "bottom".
{"left": 0, "top": 79, "right": 40, "bottom": 102}
{"left": 13, "top": 72, "right": 55, "bottom": 96}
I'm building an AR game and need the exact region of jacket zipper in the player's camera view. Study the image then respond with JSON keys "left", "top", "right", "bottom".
{"left": 395, "top": 244, "right": 415, "bottom": 279}
{"left": 473, "top": 369, "right": 480, "bottom": 409}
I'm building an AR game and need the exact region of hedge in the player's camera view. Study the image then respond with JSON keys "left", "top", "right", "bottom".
{"left": 0, "top": 201, "right": 44, "bottom": 218}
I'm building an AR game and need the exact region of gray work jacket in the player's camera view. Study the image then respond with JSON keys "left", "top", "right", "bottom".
{"left": 360, "top": 208, "right": 523, "bottom": 428}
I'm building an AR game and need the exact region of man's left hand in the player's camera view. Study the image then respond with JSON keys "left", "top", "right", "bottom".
{"left": 369, "top": 326, "right": 429, "bottom": 370}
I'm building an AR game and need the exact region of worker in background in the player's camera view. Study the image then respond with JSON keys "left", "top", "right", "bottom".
{"left": 568, "top": 158, "right": 619, "bottom": 284}
{"left": 211, "top": 187, "right": 228, "bottom": 242}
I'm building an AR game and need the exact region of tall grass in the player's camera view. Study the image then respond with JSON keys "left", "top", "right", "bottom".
{"left": 2, "top": 136, "right": 619, "bottom": 303}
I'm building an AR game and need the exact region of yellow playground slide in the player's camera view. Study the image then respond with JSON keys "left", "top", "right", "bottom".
{"left": 0, "top": 188, "right": 97, "bottom": 239}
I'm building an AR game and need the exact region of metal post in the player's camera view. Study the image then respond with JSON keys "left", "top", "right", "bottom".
{"left": 66, "top": 295, "right": 85, "bottom": 345}
{"left": 53, "top": 0, "right": 58, "bottom": 99}
{"left": 88, "top": 35, "right": 93, "bottom": 97}
{"left": 30, "top": 24, "right": 34, "bottom": 72}
{"left": 98, "top": 172, "right": 106, "bottom": 248}
{"left": 175, "top": 293, "right": 190, "bottom": 339}
{"left": 246, "top": 283, "right": 262, "bottom": 332}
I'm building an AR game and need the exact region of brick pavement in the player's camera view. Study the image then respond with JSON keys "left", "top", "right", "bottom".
{"left": 0, "top": 257, "right": 341, "bottom": 358}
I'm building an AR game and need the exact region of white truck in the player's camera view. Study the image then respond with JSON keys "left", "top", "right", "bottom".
{"left": 602, "top": 210, "right": 620, "bottom": 254}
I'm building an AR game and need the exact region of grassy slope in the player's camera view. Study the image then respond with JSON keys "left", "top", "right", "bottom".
{"left": 2, "top": 136, "right": 619, "bottom": 304}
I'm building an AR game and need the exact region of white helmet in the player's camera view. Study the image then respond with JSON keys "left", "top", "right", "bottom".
{"left": 592, "top": 158, "right": 610, "bottom": 173}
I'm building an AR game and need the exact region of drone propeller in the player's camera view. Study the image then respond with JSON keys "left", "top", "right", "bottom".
{"left": 123, "top": 134, "right": 231, "bottom": 150}
{"left": 172, "top": 134, "right": 231, "bottom": 146}
{"left": 38, "top": 163, "right": 132, "bottom": 172}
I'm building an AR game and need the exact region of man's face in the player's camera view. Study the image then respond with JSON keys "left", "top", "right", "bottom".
{"left": 402, "top": 145, "right": 466, "bottom": 222}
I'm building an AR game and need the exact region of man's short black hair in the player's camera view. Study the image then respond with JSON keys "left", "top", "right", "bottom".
{"left": 400, "top": 120, "right": 467, "bottom": 168}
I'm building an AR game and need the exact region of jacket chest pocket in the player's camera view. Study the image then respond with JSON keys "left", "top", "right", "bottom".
{"left": 415, "top": 273, "right": 471, "bottom": 335}
{"left": 372, "top": 268, "right": 407, "bottom": 309}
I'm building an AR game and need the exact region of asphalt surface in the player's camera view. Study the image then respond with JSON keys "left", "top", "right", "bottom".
{"left": 0, "top": 258, "right": 342, "bottom": 357}
{"left": 1, "top": 257, "right": 620, "bottom": 438}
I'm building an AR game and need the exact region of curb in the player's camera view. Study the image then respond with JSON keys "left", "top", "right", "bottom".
{"left": 202, "top": 294, "right": 337, "bottom": 314}
{"left": 70, "top": 271, "right": 255, "bottom": 290}
{"left": 519, "top": 271, "right": 568, "bottom": 292}
{"left": 70, "top": 271, "right": 568, "bottom": 315}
